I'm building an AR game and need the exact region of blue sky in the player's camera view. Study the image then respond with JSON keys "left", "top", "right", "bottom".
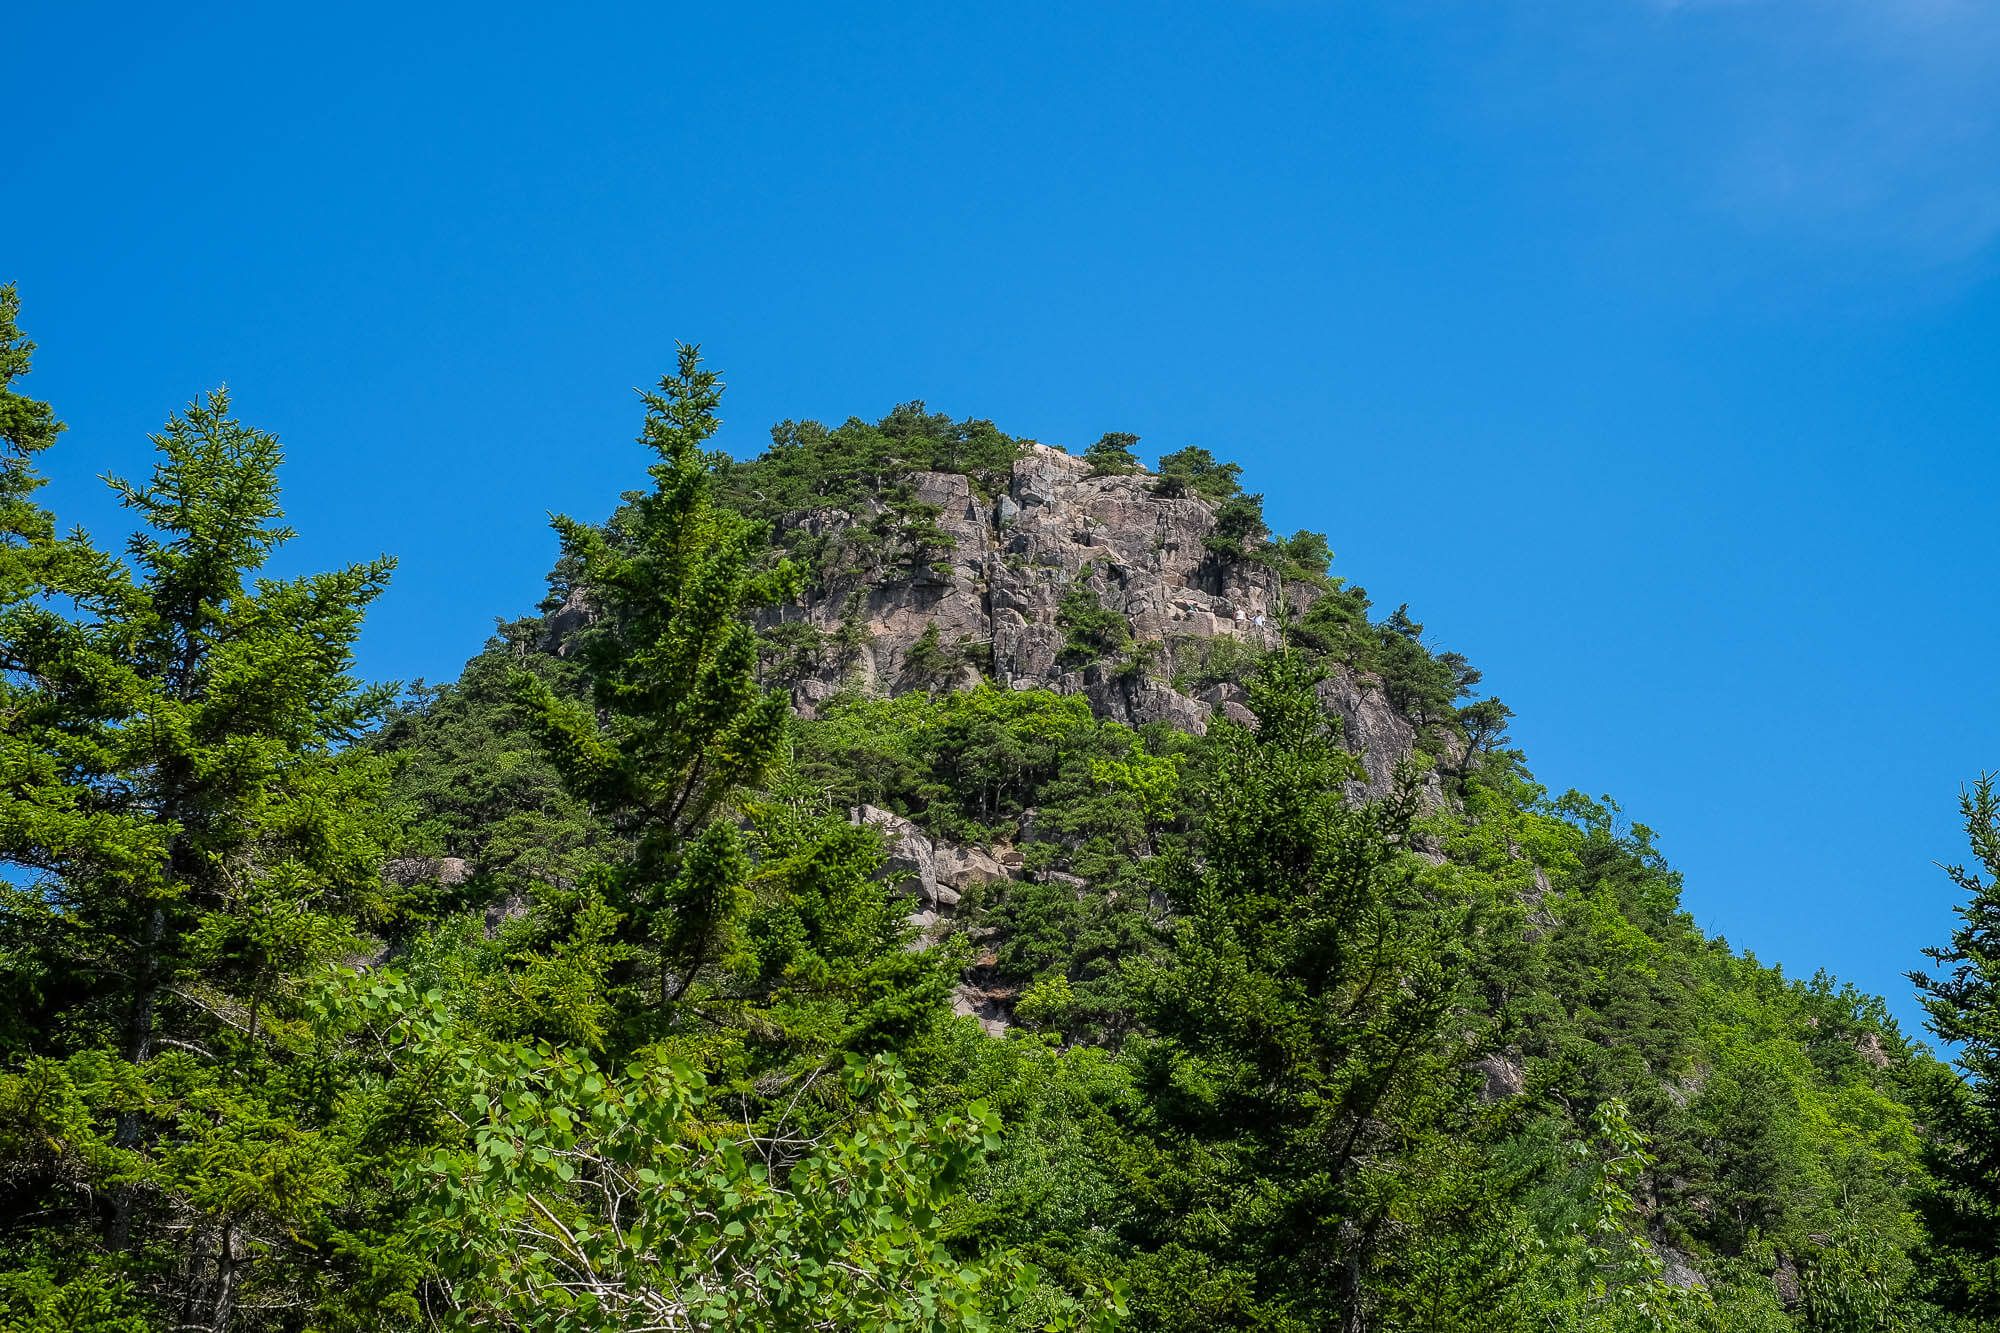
{"left": 11, "top": 1, "right": 2000, "bottom": 1039}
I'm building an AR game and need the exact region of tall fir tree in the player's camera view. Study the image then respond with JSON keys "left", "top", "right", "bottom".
{"left": 0, "top": 306, "right": 404, "bottom": 1330}
{"left": 0, "top": 282, "right": 70, "bottom": 1051}
{"left": 1911, "top": 774, "right": 2000, "bottom": 1317}
{"left": 513, "top": 344, "right": 798, "bottom": 1031}
{"left": 0, "top": 284, "right": 63, "bottom": 577}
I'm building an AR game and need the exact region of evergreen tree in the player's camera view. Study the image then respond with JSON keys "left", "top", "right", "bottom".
{"left": 1082, "top": 432, "right": 1142, "bottom": 476}
{"left": 0, "top": 284, "right": 63, "bottom": 577}
{"left": 512, "top": 344, "right": 799, "bottom": 1028}
{"left": 1151, "top": 445, "right": 1242, "bottom": 502}
{"left": 0, "top": 330, "right": 404, "bottom": 1328}
{"left": 1910, "top": 774, "right": 2000, "bottom": 1317}
{"left": 1124, "top": 651, "right": 1513, "bottom": 1331}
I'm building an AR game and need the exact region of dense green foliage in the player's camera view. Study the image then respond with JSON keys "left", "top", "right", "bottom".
{"left": 0, "top": 290, "right": 1986, "bottom": 1331}
{"left": 376, "top": 617, "right": 605, "bottom": 911}
{"left": 1116, "top": 655, "right": 1507, "bottom": 1328}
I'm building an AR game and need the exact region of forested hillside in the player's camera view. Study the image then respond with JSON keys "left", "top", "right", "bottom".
{"left": 2, "top": 293, "right": 1996, "bottom": 1331}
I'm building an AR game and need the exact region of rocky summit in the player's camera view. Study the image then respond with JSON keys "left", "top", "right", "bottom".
{"left": 749, "top": 442, "right": 1422, "bottom": 802}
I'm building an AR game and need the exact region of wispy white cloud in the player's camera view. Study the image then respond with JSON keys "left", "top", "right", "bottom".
{"left": 1648, "top": 0, "right": 2000, "bottom": 258}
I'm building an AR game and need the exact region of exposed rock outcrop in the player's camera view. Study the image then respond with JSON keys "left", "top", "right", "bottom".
{"left": 852, "top": 804, "right": 947, "bottom": 908}
{"left": 1656, "top": 1244, "right": 1709, "bottom": 1292}
{"left": 384, "top": 855, "right": 473, "bottom": 888}
{"left": 1472, "top": 1051, "right": 1527, "bottom": 1101}
{"left": 852, "top": 802, "right": 1034, "bottom": 1035}
{"left": 540, "top": 588, "right": 594, "bottom": 655}
{"left": 952, "top": 979, "right": 1014, "bottom": 1038}
{"left": 935, "top": 843, "right": 1010, "bottom": 894}
{"left": 853, "top": 805, "right": 1029, "bottom": 924}
{"left": 1316, "top": 673, "right": 1419, "bottom": 803}
{"left": 750, "top": 443, "right": 1420, "bottom": 786}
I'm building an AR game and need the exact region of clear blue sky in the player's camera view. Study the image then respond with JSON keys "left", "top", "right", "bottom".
{"left": 11, "top": 2, "right": 1999, "bottom": 1040}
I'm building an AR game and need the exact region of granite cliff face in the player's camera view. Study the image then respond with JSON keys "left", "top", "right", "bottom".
{"left": 754, "top": 442, "right": 1420, "bottom": 800}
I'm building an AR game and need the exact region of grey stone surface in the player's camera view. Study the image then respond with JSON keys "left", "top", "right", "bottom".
{"left": 852, "top": 804, "right": 940, "bottom": 907}
{"left": 1317, "top": 671, "right": 1420, "bottom": 803}
{"left": 1472, "top": 1052, "right": 1526, "bottom": 1101}
{"left": 745, "top": 444, "right": 1305, "bottom": 724}
{"left": 1656, "top": 1244, "right": 1709, "bottom": 1292}
{"left": 936, "top": 843, "right": 1012, "bottom": 891}
{"left": 1199, "top": 682, "right": 1251, "bottom": 709}
{"left": 539, "top": 588, "right": 594, "bottom": 655}
{"left": 1773, "top": 1255, "right": 1802, "bottom": 1308}
{"left": 903, "top": 909, "right": 946, "bottom": 951}
{"left": 549, "top": 440, "right": 1424, "bottom": 802}
{"left": 1217, "top": 701, "right": 1258, "bottom": 729}
{"left": 952, "top": 982, "right": 1013, "bottom": 1037}
{"left": 384, "top": 855, "right": 474, "bottom": 888}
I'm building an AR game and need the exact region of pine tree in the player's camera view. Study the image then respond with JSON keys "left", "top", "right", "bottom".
{"left": 1081, "top": 431, "right": 1142, "bottom": 476}
{"left": 513, "top": 344, "right": 799, "bottom": 1029}
{"left": 1910, "top": 774, "right": 2000, "bottom": 1317}
{"left": 0, "top": 320, "right": 404, "bottom": 1329}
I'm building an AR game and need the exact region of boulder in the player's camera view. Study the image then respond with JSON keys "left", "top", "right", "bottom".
{"left": 936, "top": 843, "right": 1012, "bottom": 891}
{"left": 1217, "top": 701, "right": 1258, "bottom": 728}
{"left": 903, "top": 909, "right": 947, "bottom": 950}
{"left": 852, "top": 805, "right": 940, "bottom": 907}
{"left": 1472, "top": 1052, "right": 1526, "bottom": 1101}
{"left": 539, "top": 588, "right": 594, "bottom": 654}
{"left": 383, "top": 855, "right": 474, "bottom": 888}
{"left": 1199, "top": 682, "right": 1250, "bottom": 709}
{"left": 1773, "top": 1255, "right": 1803, "bottom": 1308}
{"left": 1656, "top": 1245, "right": 1708, "bottom": 1292}
{"left": 1316, "top": 669, "right": 1418, "bottom": 803}
{"left": 483, "top": 891, "right": 530, "bottom": 936}
{"left": 382, "top": 856, "right": 429, "bottom": 887}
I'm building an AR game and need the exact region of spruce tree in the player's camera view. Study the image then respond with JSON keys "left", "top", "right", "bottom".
{"left": 513, "top": 344, "right": 798, "bottom": 1028}
{"left": 0, "top": 312, "right": 403, "bottom": 1329}
{"left": 0, "top": 284, "right": 63, "bottom": 571}
{"left": 0, "top": 282, "right": 69, "bottom": 1052}
{"left": 1126, "top": 651, "right": 1512, "bottom": 1331}
{"left": 1911, "top": 774, "right": 2000, "bottom": 1316}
